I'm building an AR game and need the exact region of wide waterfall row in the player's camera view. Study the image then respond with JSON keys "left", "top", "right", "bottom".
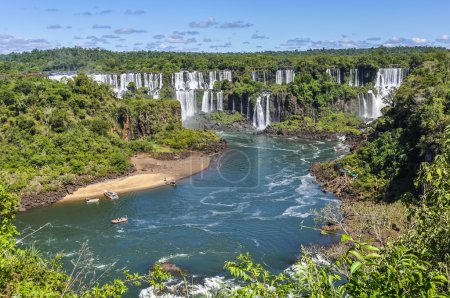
{"left": 173, "top": 71, "right": 230, "bottom": 120}
{"left": 49, "top": 72, "right": 163, "bottom": 98}
{"left": 357, "top": 68, "right": 408, "bottom": 119}
{"left": 326, "top": 68, "right": 342, "bottom": 84}
{"left": 172, "top": 71, "right": 206, "bottom": 90}
{"left": 172, "top": 70, "right": 232, "bottom": 91}
{"left": 253, "top": 93, "right": 271, "bottom": 130}
{"left": 275, "top": 69, "right": 295, "bottom": 84}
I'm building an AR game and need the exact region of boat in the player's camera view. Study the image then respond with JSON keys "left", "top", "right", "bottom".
{"left": 103, "top": 190, "right": 119, "bottom": 200}
{"left": 111, "top": 216, "right": 128, "bottom": 224}
{"left": 85, "top": 198, "right": 99, "bottom": 204}
{"left": 165, "top": 180, "right": 177, "bottom": 187}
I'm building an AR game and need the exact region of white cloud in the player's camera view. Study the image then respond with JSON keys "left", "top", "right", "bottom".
{"left": 436, "top": 34, "right": 450, "bottom": 43}
{"left": 189, "top": 17, "right": 217, "bottom": 28}
{"left": 115, "top": 28, "right": 147, "bottom": 34}
{"left": 220, "top": 21, "right": 253, "bottom": 29}
{"left": 251, "top": 33, "right": 269, "bottom": 40}
{"left": 412, "top": 37, "right": 428, "bottom": 43}
{"left": 166, "top": 35, "right": 196, "bottom": 44}
{"left": 0, "top": 34, "right": 51, "bottom": 54}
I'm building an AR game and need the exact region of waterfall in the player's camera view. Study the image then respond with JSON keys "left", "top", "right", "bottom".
{"left": 285, "top": 69, "right": 295, "bottom": 84}
{"left": 51, "top": 72, "right": 162, "bottom": 98}
{"left": 142, "top": 73, "right": 163, "bottom": 98}
{"left": 252, "top": 93, "right": 271, "bottom": 130}
{"left": 357, "top": 68, "right": 409, "bottom": 119}
{"left": 265, "top": 93, "right": 271, "bottom": 126}
{"left": 252, "top": 70, "right": 268, "bottom": 85}
{"left": 48, "top": 72, "right": 77, "bottom": 82}
{"left": 201, "top": 91, "right": 210, "bottom": 113}
{"left": 173, "top": 72, "right": 201, "bottom": 120}
{"left": 176, "top": 90, "right": 196, "bottom": 120}
{"left": 358, "top": 93, "right": 368, "bottom": 118}
{"left": 275, "top": 69, "right": 295, "bottom": 84}
{"left": 209, "top": 70, "right": 232, "bottom": 89}
{"left": 173, "top": 72, "right": 186, "bottom": 90}
{"left": 276, "top": 71, "right": 282, "bottom": 85}
{"left": 217, "top": 91, "right": 223, "bottom": 111}
{"left": 210, "top": 91, "right": 215, "bottom": 111}
{"left": 90, "top": 74, "right": 120, "bottom": 93}
{"left": 92, "top": 73, "right": 162, "bottom": 98}
{"left": 326, "top": 68, "right": 341, "bottom": 83}
{"left": 349, "top": 69, "right": 360, "bottom": 86}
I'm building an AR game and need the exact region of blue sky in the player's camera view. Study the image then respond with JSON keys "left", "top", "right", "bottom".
{"left": 0, "top": 0, "right": 449, "bottom": 54}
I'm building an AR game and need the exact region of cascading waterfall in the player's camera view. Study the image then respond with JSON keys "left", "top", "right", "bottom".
{"left": 176, "top": 90, "right": 196, "bottom": 120}
{"left": 326, "top": 68, "right": 342, "bottom": 83}
{"left": 358, "top": 93, "right": 369, "bottom": 118}
{"left": 50, "top": 72, "right": 162, "bottom": 98}
{"left": 348, "top": 69, "right": 361, "bottom": 86}
{"left": 47, "top": 72, "right": 77, "bottom": 82}
{"left": 209, "top": 70, "right": 232, "bottom": 89}
{"left": 251, "top": 71, "right": 257, "bottom": 82}
{"left": 172, "top": 71, "right": 206, "bottom": 120}
{"left": 275, "top": 69, "right": 295, "bottom": 84}
{"left": 252, "top": 93, "right": 271, "bottom": 130}
{"left": 172, "top": 71, "right": 206, "bottom": 90}
{"left": 201, "top": 91, "right": 210, "bottom": 113}
{"left": 90, "top": 74, "right": 120, "bottom": 94}
{"left": 217, "top": 91, "right": 223, "bottom": 111}
{"left": 120, "top": 73, "right": 142, "bottom": 91}
{"left": 201, "top": 90, "right": 220, "bottom": 113}
{"left": 357, "top": 68, "right": 408, "bottom": 119}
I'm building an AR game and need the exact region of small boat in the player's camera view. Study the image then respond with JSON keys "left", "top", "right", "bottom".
{"left": 165, "top": 181, "right": 177, "bottom": 187}
{"left": 111, "top": 216, "right": 128, "bottom": 224}
{"left": 104, "top": 190, "right": 119, "bottom": 200}
{"left": 85, "top": 198, "right": 99, "bottom": 204}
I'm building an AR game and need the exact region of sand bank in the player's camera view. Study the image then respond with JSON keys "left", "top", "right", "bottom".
{"left": 58, "top": 152, "right": 211, "bottom": 203}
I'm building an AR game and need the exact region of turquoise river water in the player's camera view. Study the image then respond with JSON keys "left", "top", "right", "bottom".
{"left": 15, "top": 132, "right": 343, "bottom": 296}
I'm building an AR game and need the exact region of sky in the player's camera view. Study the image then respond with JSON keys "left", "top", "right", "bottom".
{"left": 0, "top": 0, "right": 449, "bottom": 54}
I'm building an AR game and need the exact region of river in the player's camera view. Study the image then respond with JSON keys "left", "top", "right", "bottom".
{"left": 15, "top": 132, "right": 343, "bottom": 296}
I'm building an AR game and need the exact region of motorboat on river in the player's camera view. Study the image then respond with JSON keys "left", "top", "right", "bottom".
{"left": 111, "top": 216, "right": 128, "bottom": 224}
{"left": 104, "top": 190, "right": 119, "bottom": 200}
{"left": 85, "top": 198, "right": 100, "bottom": 204}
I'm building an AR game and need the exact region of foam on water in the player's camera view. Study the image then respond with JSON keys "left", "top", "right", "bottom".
{"left": 157, "top": 253, "right": 190, "bottom": 264}
{"left": 140, "top": 276, "right": 239, "bottom": 298}
{"left": 282, "top": 206, "right": 311, "bottom": 218}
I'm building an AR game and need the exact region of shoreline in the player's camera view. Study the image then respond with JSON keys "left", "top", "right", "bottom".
{"left": 58, "top": 152, "right": 212, "bottom": 203}
{"left": 18, "top": 151, "right": 214, "bottom": 210}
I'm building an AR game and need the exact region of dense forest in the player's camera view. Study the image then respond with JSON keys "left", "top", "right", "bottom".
{"left": 2, "top": 46, "right": 446, "bottom": 126}
{"left": 0, "top": 73, "right": 219, "bottom": 203}
{"left": 0, "top": 47, "right": 442, "bottom": 73}
{"left": 1, "top": 47, "right": 450, "bottom": 296}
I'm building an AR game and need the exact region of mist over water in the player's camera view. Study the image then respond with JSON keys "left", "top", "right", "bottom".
{"left": 15, "top": 132, "right": 342, "bottom": 296}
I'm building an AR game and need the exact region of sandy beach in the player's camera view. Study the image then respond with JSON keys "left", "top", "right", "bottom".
{"left": 58, "top": 152, "right": 211, "bottom": 203}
